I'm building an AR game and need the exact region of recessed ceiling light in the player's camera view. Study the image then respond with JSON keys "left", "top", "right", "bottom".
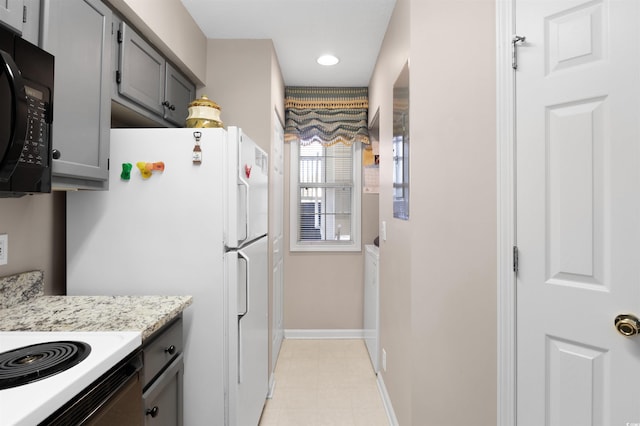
{"left": 317, "top": 54, "right": 339, "bottom": 66}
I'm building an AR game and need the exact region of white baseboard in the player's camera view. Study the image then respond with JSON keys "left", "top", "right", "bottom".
{"left": 267, "top": 373, "right": 275, "bottom": 399}
{"left": 284, "top": 329, "right": 364, "bottom": 339}
{"left": 377, "top": 373, "right": 399, "bottom": 426}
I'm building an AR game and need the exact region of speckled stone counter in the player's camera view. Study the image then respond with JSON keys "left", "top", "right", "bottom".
{"left": 0, "top": 294, "right": 192, "bottom": 341}
{"left": 0, "top": 270, "right": 44, "bottom": 309}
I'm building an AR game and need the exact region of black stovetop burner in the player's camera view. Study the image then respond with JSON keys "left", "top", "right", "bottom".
{"left": 0, "top": 341, "right": 91, "bottom": 390}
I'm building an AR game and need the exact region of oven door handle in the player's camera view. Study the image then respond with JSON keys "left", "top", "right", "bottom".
{"left": 0, "top": 48, "right": 28, "bottom": 182}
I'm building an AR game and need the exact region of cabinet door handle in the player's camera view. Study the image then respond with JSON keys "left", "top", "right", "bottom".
{"left": 146, "top": 406, "right": 159, "bottom": 417}
{"left": 52, "top": 149, "right": 61, "bottom": 160}
{"left": 165, "top": 345, "right": 176, "bottom": 355}
{"left": 162, "top": 100, "right": 170, "bottom": 108}
{"left": 169, "top": 104, "right": 176, "bottom": 111}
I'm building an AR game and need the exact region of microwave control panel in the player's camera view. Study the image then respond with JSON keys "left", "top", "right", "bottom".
{"left": 18, "top": 84, "right": 50, "bottom": 168}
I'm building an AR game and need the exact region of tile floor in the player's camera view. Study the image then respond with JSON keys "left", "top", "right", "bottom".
{"left": 259, "top": 339, "right": 389, "bottom": 426}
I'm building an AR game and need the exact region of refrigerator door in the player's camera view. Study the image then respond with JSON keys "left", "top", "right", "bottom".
{"left": 225, "top": 236, "right": 268, "bottom": 426}
{"left": 226, "top": 127, "right": 268, "bottom": 249}
{"left": 67, "top": 128, "right": 228, "bottom": 426}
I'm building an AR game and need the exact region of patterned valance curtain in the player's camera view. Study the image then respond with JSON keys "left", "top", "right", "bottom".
{"left": 284, "top": 86, "right": 370, "bottom": 146}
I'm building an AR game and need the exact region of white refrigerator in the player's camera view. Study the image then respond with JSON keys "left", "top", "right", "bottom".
{"left": 66, "top": 127, "right": 269, "bottom": 426}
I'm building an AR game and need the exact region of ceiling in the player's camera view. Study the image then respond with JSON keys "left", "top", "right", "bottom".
{"left": 180, "top": 0, "right": 397, "bottom": 87}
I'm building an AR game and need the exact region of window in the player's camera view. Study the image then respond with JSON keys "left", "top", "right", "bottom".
{"left": 290, "top": 140, "right": 361, "bottom": 251}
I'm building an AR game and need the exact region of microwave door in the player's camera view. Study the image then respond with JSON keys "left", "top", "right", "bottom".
{"left": 0, "top": 49, "right": 28, "bottom": 182}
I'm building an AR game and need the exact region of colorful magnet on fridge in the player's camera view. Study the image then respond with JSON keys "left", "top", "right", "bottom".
{"left": 137, "top": 162, "right": 152, "bottom": 179}
{"left": 120, "top": 163, "right": 132, "bottom": 180}
{"left": 136, "top": 161, "right": 165, "bottom": 179}
{"left": 245, "top": 164, "right": 252, "bottom": 178}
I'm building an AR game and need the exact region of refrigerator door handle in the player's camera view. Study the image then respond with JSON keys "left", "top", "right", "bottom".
{"left": 237, "top": 250, "right": 249, "bottom": 384}
{"left": 237, "top": 251, "right": 249, "bottom": 317}
{"left": 237, "top": 178, "right": 249, "bottom": 245}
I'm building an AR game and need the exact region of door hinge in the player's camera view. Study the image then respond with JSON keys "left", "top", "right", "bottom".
{"left": 22, "top": 5, "right": 27, "bottom": 23}
{"left": 512, "top": 35, "right": 526, "bottom": 70}
{"left": 116, "top": 70, "right": 121, "bottom": 84}
{"left": 513, "top": 246, "right": 519, "bottom": 273}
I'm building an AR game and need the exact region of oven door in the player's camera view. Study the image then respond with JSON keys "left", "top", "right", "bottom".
{"left": 43, "top": 350, "right": 144, "bottom": 426}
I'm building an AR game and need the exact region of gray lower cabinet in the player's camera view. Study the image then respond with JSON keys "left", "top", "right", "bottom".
{"left": 114, "top": 20, "right": 194, "bottom": 128}
{"left": 142, "top": 317, "right": 184, "bottom": 426}
{"left": 143, "top": 354, "right": 183, "bottom": 426}
{"left": 41, "top": 0, "right": 111, "bottom": 190}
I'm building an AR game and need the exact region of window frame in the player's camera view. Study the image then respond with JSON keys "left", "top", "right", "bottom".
{"left": 289, "top": 140, "right": 362, "bottom": 252}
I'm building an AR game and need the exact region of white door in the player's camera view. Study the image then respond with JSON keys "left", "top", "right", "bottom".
{"left": 271, "top": 112, "right": 285, "bottom": 371}
{"left": 516, "top": 1, "right": 640, "bottom": 425}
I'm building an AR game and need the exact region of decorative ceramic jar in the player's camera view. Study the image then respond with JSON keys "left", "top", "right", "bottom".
{"left": 185, "top": 95, "right": 223, "bottom": 128}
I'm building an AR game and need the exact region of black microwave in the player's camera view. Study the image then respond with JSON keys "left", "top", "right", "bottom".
{"left": 0, "top": 25, "right": 54, "bottom": 197}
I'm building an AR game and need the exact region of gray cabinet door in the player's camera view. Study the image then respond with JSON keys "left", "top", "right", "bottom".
{"left": 41, "top": 0, "right": 111, "bottom": 186}
{"left": 118, "top": 22, "right": 165, "bottom": 116}
{"left": 143, "top": 354, "right": 184, "bottom": 426}
{"left": 163, "top": 63, "right": 194, "bottom": 127}
{"left": 0, "top": 0, "right": 23, "bottom": 34}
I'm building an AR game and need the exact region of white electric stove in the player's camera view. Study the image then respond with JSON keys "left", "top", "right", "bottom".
{"left": 0, "top": 330, "right": 141, "bottom": 425}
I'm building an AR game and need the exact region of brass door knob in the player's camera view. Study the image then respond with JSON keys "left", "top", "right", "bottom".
{"left": 614, "top": 314, "right": 640, "bottom": 337}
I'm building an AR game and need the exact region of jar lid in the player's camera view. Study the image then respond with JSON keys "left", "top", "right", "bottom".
{"left": 188, "top": 95, "right": 221, "bottom": 110}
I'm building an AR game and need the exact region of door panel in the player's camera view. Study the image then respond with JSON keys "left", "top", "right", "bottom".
{"left": 271, "top": 113, "right": 285, "bottom": 369}
{"left": 164, "top": 63, "right": 194, "bottom": 126}
{"left": 516, "top": 0, "right": 640, "bottom": 424}
{"left": 547, "top": 97, "right": 606, "bottom": 288}
{"left": 119, "top": 22, "right": 165, "bottom": 116}
{"left": 41, "top": 0, "right": 111, "bottom": 181}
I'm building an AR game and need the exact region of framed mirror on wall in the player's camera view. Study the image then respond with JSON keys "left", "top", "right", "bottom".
{"left": 393, "top": 61, "right": 410, "bottom": 220}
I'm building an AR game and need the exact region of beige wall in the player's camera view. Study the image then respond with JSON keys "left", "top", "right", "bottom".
{"left": 369, "top": 0, "right": 497, "bottom": 424}
{"left": 0, "top": 193, "right": 66, "bottom": 294}
{"left": 368, "top": 0, "right": 413, "bottom": 421}
{"left": 107, "top": 0, "right": 207, "bottom": 84}
{"left": 282, "top": 186, "right": 379, "bottom": 330}
{"left": 201, "top": 37, "right": 285, "bottom": 378}
{"left": 203, "top": 39, "right": 278, "bottom": 152}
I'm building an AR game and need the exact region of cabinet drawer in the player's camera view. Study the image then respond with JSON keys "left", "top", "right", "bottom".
{"left": 143, "top": 318, "right": 183, "bottom": 386}
{"left": 143, "top": 353, "right": 183, "bottom": 426}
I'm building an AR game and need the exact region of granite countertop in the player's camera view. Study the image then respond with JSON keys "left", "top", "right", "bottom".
{"left": 0, "top": 271, "right": 192, "bottom": 341}
{"left": 0, "top": 295, "right": 192, "bottom": 341}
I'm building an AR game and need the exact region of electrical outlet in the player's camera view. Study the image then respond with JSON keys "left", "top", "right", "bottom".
{"left": 0, "top": 234, "right": 7, "bottom": 265}
{"left": 382, "top": 348, "right": 387, "bottom": 372}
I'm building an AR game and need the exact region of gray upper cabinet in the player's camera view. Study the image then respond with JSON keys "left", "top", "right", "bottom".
{"left": 41, "top": 0, "right": 111, "bottom": 189}
{"left": 164, "top": 63, "right": 194, "bottom": 126}
{"left": 115, "top": 21, "right": 195, "bottom": 128}
{"left": 0, "top": 0, "right": 23, "bottom": 34}
{"left": 118, "top": 22, "right": 165, "bottom": 116}
{"left": 1, "top": 0, "right": 38, "bottom": 45}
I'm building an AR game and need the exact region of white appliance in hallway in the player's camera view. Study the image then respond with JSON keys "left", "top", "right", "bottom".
{"left": 66, "top": 127, "right": 269, "bottom": 426}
